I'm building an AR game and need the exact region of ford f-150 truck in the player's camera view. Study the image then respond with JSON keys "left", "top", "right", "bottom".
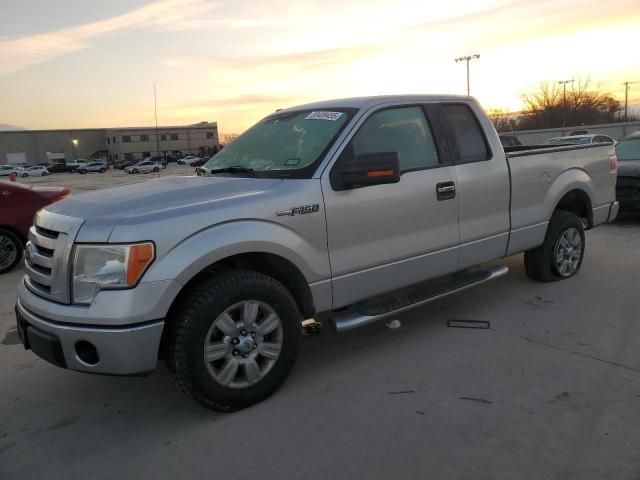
{"left": 15, "top": 95, "right": 619, "bottom": 411}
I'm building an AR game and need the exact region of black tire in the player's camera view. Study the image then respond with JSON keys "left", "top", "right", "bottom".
{"left": 167, "top": 270, "right": 302, "bottom": 411}
{"left": 524, "top": 210, "right": 585, "bottom": 282}
{"left": 21, "top": 173, "right": 28, "bottom": 178}
{"left": 153, "top": 167, "right": 159, "bottom": 172}
{"left": 132, "top": 168, "right": 138, "bottom": 174}
{"left": 41, "top": 171, "right": 47, "bottom": 176}
{"left": 0, "top": 229, "right": 24, "bottom": 274}
{"left": 79, "top": 170, "right": 86, "bottom": 174}
{"left": 99, "top": 168, "right": 106, "bottom": 173}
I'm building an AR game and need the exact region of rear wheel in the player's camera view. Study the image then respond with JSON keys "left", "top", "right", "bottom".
{"left": 21, "top": 173, "right": 28, "bottom": 177}
{"left": 0, "top": 229, "right": 23, "bottom": 274}
{"left": 99, "top": 168, "right": 106, "bottom": 173}
{"left": 153, "top": 167, "right": 159, "bottom": 172}
{"left": 167, "top": 270, "right": 302, "bottom": 411}
{"left": 524, "top": 211, "right": 585, "bottom": 282}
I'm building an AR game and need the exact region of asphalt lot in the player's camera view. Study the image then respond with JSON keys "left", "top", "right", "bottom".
{"left": 1, "top": 169, "right": 639, "bottom": 479}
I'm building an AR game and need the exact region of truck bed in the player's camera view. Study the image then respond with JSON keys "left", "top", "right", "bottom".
{"left": 504, "top": 143, "right": 616, "bottom": 255}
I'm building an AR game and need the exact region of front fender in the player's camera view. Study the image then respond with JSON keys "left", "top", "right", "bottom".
{"left": 142, "top": 220, "right": 330, "bottom": 287}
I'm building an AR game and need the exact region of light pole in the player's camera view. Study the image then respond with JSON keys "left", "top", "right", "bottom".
{"left": 71, "top": 138, "right": 79, "bottom": 160}
{"left": 455, "top": 54, "right": 480, "bottom": 96}
{"left": 623, "top": 81, "right": 638, "bottom": 123}
{"left": 557, "top": 79, "right": 574, "bottom": 127}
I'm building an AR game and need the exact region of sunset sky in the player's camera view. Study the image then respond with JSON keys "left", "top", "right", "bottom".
{"left": 0, "top": 0, "right": 639, "bottom": 134}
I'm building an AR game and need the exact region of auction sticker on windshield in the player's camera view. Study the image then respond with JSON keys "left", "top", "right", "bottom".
{"left": 305, "top": 111, "right": 344, "bottom": 121}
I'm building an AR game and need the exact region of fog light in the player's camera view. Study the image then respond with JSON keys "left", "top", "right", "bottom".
{"left": 75, "top": 340, "right": 99, "bottom": 365}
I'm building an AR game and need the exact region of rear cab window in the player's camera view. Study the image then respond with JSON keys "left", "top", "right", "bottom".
{"left": 441, "top": 104, "right": 491, "bottom": 163}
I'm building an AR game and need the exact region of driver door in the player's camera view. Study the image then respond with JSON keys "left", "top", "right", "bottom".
{"left": 321, "top": 104, "right": 460, "bottom": 308}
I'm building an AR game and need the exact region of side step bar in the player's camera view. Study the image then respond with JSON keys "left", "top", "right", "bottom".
{"left": 331, "top": 266, "right": 509, "bottom": 333}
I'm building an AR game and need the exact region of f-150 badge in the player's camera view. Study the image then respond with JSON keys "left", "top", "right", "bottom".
{"left": 277, "top": 204, "right": 320, "bottom": 217}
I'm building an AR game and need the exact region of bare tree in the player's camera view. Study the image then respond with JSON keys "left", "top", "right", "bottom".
{"left": 222, "top": 133, "right": 240, "bottom": 145}
{"left": 487, "top": 109, "right": 518, "bottom": 133}
{"left": 519, "top": 79, "right": 621, "bottom": 130}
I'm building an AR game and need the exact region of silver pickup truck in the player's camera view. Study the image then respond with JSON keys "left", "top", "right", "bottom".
{"left": 15, "top": 95, "right": 619, "bottom": 411}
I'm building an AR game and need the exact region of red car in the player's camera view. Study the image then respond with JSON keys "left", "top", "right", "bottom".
{"left": 0, "top": 180, "right": 70, "bottom": 274}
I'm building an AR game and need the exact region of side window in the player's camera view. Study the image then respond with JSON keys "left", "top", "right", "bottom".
{"left": 441, "top": 104, "right": 489, "bottom": 163}
{"left": 339, "top": 106, "right": 440, "bottom": 172}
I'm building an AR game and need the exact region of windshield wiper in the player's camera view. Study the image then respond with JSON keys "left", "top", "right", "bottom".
{"left": 207, "top": 166, "right": 256, "bottom": 177}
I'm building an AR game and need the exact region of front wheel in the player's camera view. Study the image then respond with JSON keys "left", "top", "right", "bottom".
{"left": 167, "top": 270, "right": 302, "bottom": 411}
{"left": 21, "top": 173, "right": 28, "bottom": 177}
{"left": 153, "top": 167, "right": 159, "bottom": 172}
{"left": 524, "top": 211, "right": 585, "bottom": 282}
{"left": 0, "top": 229, "right": 23, "bottom": 274}
{"left": 132, "top": 168, "right": 138, "bottom": 174}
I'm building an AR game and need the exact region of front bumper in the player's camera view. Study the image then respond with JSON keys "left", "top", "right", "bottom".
{"left": 16, "top": 299, "right": 164, "bottom": 375}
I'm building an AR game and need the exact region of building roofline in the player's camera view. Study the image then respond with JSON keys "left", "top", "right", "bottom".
{"left": 0, "top": 123, "right": 217, "bottom": 135}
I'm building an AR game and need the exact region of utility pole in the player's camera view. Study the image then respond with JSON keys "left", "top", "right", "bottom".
{"left": 455, "top": 54, "right": 480, "bottom": 96}
{"left": 154, "top": 83, "right": 160, "bottom": 169}
{"left": 623, "top": 81, "right": 638, "bottom": 123}
{"left": 558, "top": 79, "right": 574, "bottom": 127}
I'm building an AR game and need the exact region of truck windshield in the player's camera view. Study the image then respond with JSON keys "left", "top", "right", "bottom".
{"left": 204, "top": 109, "right": 355, "bottom": 178}
{"left": 615, "top": 138, "right": 640, "bottom": 161}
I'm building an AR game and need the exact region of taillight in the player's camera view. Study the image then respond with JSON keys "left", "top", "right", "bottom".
{"left": 608, "top": 153, "right": 617, "bottom": 185}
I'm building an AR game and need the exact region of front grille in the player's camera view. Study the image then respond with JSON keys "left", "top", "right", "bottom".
{"left": 24, "top": 210, "right": 83, "bottom": 304}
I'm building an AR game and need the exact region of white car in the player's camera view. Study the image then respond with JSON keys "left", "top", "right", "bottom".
{"left": 0, "top": 165, "right": 20, "bottom": 176}
{"left": 77, "top": 162, "right": 108, "bottom": 174}
{"left": 125, "top": 160, "right": 160, "bottom": 174}
{"left": 20, "top": 166, "right": 49, "bottom": 177}
{"left": 177, "top": 156, "right": 201, "bottom": 165}
{"left": 543, "top": 134, "right": 615, "bottom": 146}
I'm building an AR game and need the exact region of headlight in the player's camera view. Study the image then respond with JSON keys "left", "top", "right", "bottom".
{"left": 72, "top": 243, "right": 155, "bottom": 305}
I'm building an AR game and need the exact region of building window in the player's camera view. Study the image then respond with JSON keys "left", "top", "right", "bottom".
{"left": 160, "top": 134, "right": 167, "bottom": 141}
{"left": 142, "top": 152, "right": 151, "bottom": 158}
{"left": 206, "top": 132, "right": 214, "bottom": 139}
{"left": 141, "top": 134, "right": 149, "bottom": 142}
{"left": 170, "top": 134, "right": 179, "bottom": 140}
{"left": 106, "top": 138, "right": 110, "bottom": 144}
{"left": 123, "top": 135, "right": 131, "bottom": 143}
{"left": 112, "top": 136, "right": 116, "bottom": 143}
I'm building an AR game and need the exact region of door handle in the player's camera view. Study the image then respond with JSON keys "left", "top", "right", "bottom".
{"left": 436, "top": 181, "right": 456, "bottom": 200}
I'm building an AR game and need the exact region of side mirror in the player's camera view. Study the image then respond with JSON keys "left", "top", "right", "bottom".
{"left": 331, "top": 152, "right": 400, "bottom": 191}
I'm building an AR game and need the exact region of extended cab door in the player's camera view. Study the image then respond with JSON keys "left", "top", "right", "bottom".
{"left": 438, "top": 102, "right": 511, "bottom": 269}
{"left": 321, "top": 104, "right": 460, "bottom": 308}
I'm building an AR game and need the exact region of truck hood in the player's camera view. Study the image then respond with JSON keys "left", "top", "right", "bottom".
{"left": 45, "top": 175, "right": 281, "bottom": 238}
{"left": 618, "top": 160, "right": 640, "bottom": 178}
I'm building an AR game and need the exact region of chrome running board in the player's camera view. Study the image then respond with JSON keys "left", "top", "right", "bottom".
{"left": 331, "top": 266, "right": 509, "bottom": 333}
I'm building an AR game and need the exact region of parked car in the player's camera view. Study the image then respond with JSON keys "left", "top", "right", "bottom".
{"left": 20, "top": 166, "right": 49, "bottom": 177}
{"left": 0, "top": 180, "right": 70, "bottom": 273}
{"left": 15, "top": 95, "right": 618, "bottom": 411}
{"left": 78, "top": 162, "right": 108, "bottom": 174}
{"left": 543, "top": 134, "right": 615, "bottom": 146}
{"left": 177, "top": 155, "right": 201, "bottom": 165}
{"left": 125, "top": 160, "right": 160, "bottom": 174}
{"left": 190, "top": 157, "right": 208, "bottom": 167}
{"left": 147, "top": 156, "right": 168, "bottom": 169}
{"left": 499, "top": 134, "right": 523, "bottom": 147}
{"left": 0, "top": 165, "right": 21, "bottom": 177}
{"left": 113, "top": 159, "right": 138, "bottom": 170}
{"left": 614, "top": 133, "right": 640, "bottom": 210}
{"left": 46, "top": 163, "right": 77, "bottom": 174}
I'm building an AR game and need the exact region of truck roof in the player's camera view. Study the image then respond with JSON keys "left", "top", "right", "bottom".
{"left": 276, "top": 94, "right": 474, "bottom": 113}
